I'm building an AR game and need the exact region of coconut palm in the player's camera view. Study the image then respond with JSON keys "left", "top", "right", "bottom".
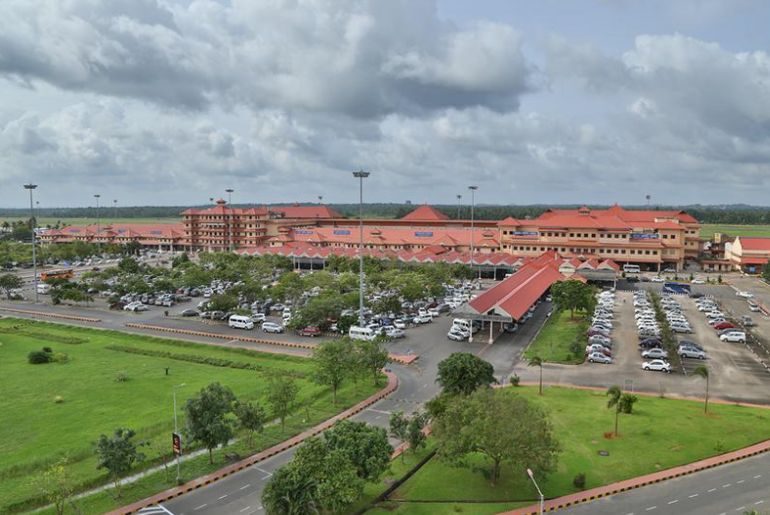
{"left": 606, "top": 385, "right": 622, "bottom": 436}
{"left": 528, "top": 356, "right": 544, "bottom": 395}
{"left": 694, "top": 365, "right": 710, "bottom": 414}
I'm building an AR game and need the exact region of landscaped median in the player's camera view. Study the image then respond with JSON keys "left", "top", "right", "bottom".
{"left": 358, "top": 385, "right": 770, "bottom": 515}
{"left": 0, "top": 317, "right": 390, "bottom": 514}
{"left": 0, "top": 305, "right": 102, "bottom": 322}
{"left": 523, "top": 309, "right": 587, "bottom": 364}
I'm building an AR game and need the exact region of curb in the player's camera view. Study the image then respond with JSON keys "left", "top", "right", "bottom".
{"left": 109, "top": 371, "right": 399, "bottom": 515}
{"left": 0, "top": 306, "right": 101, "bottom": 323}
{"left": 498, "top": 383, "right": 770, "bottom": 515}
{"left": 123, "top": 323, "right": 418, "bottom": 365}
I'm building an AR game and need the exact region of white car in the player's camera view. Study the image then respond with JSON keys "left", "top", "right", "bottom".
{"left": 650, "top": 276, "right": 665, "bottom": 283}
{"left": 691, "top": 278, "right": 705, "bottom": 284}
{"left": 250, "top": 313, "right": 266, "bottom": 323}
{"left": 413, "top": 314, "right": 433, "bottom": 324}
{"left": 720, "top": 331, "right": 746, "bottom": 343}
{"left": 587, "top": 352, "right": 612, "bottom": 364}
{"left": 736, "top": 291, "right": 754, "bottom": 298}
{"left": 447, "top": 329, "right": 466, "bottom": 341}
{"left": 642, "top": 359, "right": 671, "bottom": 373}
{"left": 262, "top": 322, "right": 284, "bottom": 333}
{"left": 385, "top": 327, "right": 406, "bottom": 339}
{"left": 393, "top": 319, "right": 407, "bottom": 329}
{"left": 679, "top": 348, "right": 707, "bottom": 359}
{"left": 642, "top": 348, "right": 668, "bottom": 360}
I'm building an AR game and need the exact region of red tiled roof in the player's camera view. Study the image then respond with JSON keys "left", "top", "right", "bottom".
{"left": 498, "top": 217, "right": 520, "bottom": 227}
{"left": 400, "top": 205, "right": 450, "bottom": 221}
{"left": 290, "top": 226, "right": 499, "bottom": 248}
{"left": 739, "top": 257, "right": 769, "bottom": 265}
{"left": 737, "top": 237, "right": 770, "bottom": 252}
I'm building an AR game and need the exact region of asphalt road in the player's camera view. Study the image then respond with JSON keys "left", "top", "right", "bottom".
{"left": 563, "top": 452, "right": 770, "bottom": 515}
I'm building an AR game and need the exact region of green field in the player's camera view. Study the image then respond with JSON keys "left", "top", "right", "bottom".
{"left": 369, "top": 387, "right": 770, "bottom": 514}
{"left": 523, "top": 310, "right": 587, "bottom": 364}
{"left": 700, "top": 224, "right": 770, "bottom": 239}
{"left": 0, "top": 318, "right": 379, "bottom": 513}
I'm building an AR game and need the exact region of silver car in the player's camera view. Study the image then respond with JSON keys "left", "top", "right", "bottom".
{"left": 587, "top": 352, "right": 612, "bottom": 364}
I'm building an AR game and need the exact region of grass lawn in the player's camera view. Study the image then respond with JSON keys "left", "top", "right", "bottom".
{"left": 381, "top": 386, "right": 770, "bottom": 513}
{"left": 0, "top": 216, "right": 180, "bottom": 227}
{"left": 0, "top": 317, "right": 380, "bottom": 514}
{"left": 700, "top": 224, "right": 770, "bottom": 239}
{"left": 523, "top": 310, "right": 586, "bottom": 364}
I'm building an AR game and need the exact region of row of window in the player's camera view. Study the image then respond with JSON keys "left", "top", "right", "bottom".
{"left": 503, "top": 245, "right": 662, "bottom": 256}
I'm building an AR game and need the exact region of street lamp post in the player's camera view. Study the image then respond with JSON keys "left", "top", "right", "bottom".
{"left": 225, "top": 188, "right": 234, "bottom": 252}
{"left": 527, "top": 468, "right": 545, "bottom": 515}
{"left": 456, "top": 194, "right": 462, "bottom": 219}
{"left": 173, "top": 383, "right": 186, "bottom": 484}
{"left": 353, "top": 170, "right": 370, "bottom": 327}
{"left": 94, "top": 194, "right": 101, "bottom": 254}
{"left": 24, "top": 184, "right": 38, "bottom": 303}
{"left": 113, "top": 199, "right": 118, "bottom": 220}
{"left": 318, "top": 195, "right": 323, "bottom": 204}
{"left": 468, "top": 185, "right": 478, "bottom": 278}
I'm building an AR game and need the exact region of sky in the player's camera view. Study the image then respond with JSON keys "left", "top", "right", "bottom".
{"left": 2, "top": 0, "right": 770, "bottom": 208}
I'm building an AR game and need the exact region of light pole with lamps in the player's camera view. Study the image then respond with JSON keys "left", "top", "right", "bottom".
{"left": 353, "top": 170, "right": 370, "bottom": 327}
{"left": 225, "top": 188, "right": 234, "bottom": 251}
{"left": 24, "top": 184, "right": 38, "bottom": 303}
{"left": 172, "top": 383, "right": 186, "bottom": 483}
{"left": 527, "top": 468, "right": 545, "bottom": 515}
{"left": 456, "top": 194, "right": 462, "bottom": 219}
{"left": 113, "top": 199, "right": 118, "bottom": 220}
{"left": 94, "top": 194, "right": 101, "bottom": 254}
{"left": 318, "top": 195, "right": 323, "bottom": 204}
{"left": 468, "top": 185, "right": 478, "bottom": 278}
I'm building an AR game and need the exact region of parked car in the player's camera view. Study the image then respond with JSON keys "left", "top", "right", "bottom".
{"left": 262, "top": 322, "right": 284, "bottom": 333}
{"left": 678, "top": 347, "right": 707, "bottom": 359}
{"left": 250, "top": 313, "right": 267, "bottom": 323}
{"left": 586, "top": 344, "right": 611, "bottom": 356}
{"left": 736, "top": 291, "right": 754, "bottom": 298}
{"left": 385, "top": 327, "right": 406, "bottom": 339}
{"left": 720, "top": 331, "right": 746, "bottom": 343}
{"left": 639, "top": 338, "right": 662, "bottom": 349}
{"left": 642, "top": 359, "right": 671, "bottom": 373}
{"left": 642, "top": 348, "right": 668, "bottom": 360}
{"left": 713, "top": 321, "right": 736, "bottom": 331}
{"left": 413, "top": 314, "right": 433, "bottom": 324}
{"left": 587, "top": 352, "right": 612, "bottom": 364}
{"left": 447, "top": 328, "right": 467, "bottom": 341}
{"left": 741, "top": 315, "right": 756, "bottom": 327}
{"left": 179, "top": 308, "right": 198, "bottom": 317}
{"left": 297, "top": 326, "right": 321, "bottom": 337}
{"left": 393, "top": 319, "right": 407, "bottom": 329}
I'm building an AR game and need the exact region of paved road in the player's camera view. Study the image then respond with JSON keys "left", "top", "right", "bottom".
{"left": 563, "top": 452, "right": 770, "bottom": 515}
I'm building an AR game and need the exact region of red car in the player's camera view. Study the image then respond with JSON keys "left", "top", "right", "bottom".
{"left": 713, "top": 322, "right": 735, "bottom": 331}
{"left": 298, "top": 326, "right": 321, "bottom": 337}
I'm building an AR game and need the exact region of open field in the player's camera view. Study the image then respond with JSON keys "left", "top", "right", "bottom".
{"left": 369, "top": 386, "right": 770, "bottom": 514}
{"left": 523, "top": 310, "right": 586, "bottom": 364}
{"left": 700, "top": 224, "right": 770, "bottom": 239}
{"left": 1, "top": 216, "right": 180, "bottom": 227}
{"left": 0, "top": 318, "right": 379, "bottom": 514}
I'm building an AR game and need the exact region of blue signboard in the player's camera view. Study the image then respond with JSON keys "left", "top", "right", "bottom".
{"left": 511, "top": 231, "right": 539, "bottom": 237}
{"left": 630, "top": 233, "right": 659, "bottom": 240}
{"left": 150, "top": 230, "right": 162, "bottom": 235}
{"left": 333, "top": 229, "right": 351, "bottom": 235}
{"left": 295, "top": 230, "right": 314, "bottom": 235}
{"left": 414, "top": 231, "right": 434, "bottom": 237}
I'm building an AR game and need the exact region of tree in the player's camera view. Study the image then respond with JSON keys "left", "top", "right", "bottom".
{"left": 406, "top": 412, "right": 428, "bottom": 455}
{"left": 433, "top": 388, "right": 560, "bottom": 486}
{"left": 528, "top": 355, "right": 544, "bottom": 395}
{"left": 35, "top": 458, "right": 74, "bottom": 515}
{"left": 172, "top": 252, "right": 190, "bottom": 268}
{"left": 694, "top": 365, "right": 710, "bottom": 414}
{"left": 185, "top": 382, "right": 236, "bottom": 463}
{"left": 606, "top": 385, "right": 624, "bottom": 436}
{"left": 619, "top": 393, "right": 638, "bottom": 414}
{"left": 0, "top": 273, "right": 23, "bottom": 299}
{"left": 267, "top": 376, "right": 299, "bottom": 432}
{"left": 262, "top": 461, "right": 320, "bottom": 515}
{"left": 234, "top": 400, "right": 266, "bottom": 448}
{"left": 207, "top": 293, "right": 239, "bottom": 313}
{"left": 312, "top": 339, "right": 354, "bottom": 405}
{"left": 354, "top": 337, "right": 390, "bottom": 386}
{"left": 117, "top": 256, "right": 140, "bottom": 274}
{"left": 323, "top": 420, "right": 393, "bottom": 481}
{"left": 94, "top": 428, "right": 146, "bottom": 497}
{"left": 436, "top": 353, "right": 496, "bottom": 396}
{"left": 550, "top": 280, "right": 595, "bottom": 319}
{"left": 389, "top": 411, "right": 409, "bottom": 462}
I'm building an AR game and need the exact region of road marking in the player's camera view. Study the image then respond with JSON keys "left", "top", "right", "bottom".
{"left": 754, "top": 474, "right": 762, "bottom": 479}
{"left": 688, "top": 494, "right": 698, "bottom": 498}
{"left": 708, "top": 488, "right": 717, "bottom": 492}
{"left": 157, "top": 505, "right": 174, "bottom": 515}
{"left": 667, "top": 500, "right": 678, "bottom": 505}
{"left": 722, "top": 483, "right": 731, "bottom": 488}
{"left": 254, "top": 466, "right": 273, "bottom": 479}
{"left": 240, "top": 507, "right": 251, "bottom": 513}
{"left": 736, "top": 479, "right": 745, "bottom": 484}
{"left": 194, "top": 504, "right": 207, "bottom": 511}
{"left": 240, "top": 484, "right": 251, "bottom": 490}
{"left": 757, "top": 500, "right": 765, "bottom": 505}
{"left": 735, "top": 507, "right": 745, "bottom": 512}
{"left": 218, "top": 494, "right": 228, "bottom": 500}
{"left": 645, "top": 507, "right": 656, "bottom": 511}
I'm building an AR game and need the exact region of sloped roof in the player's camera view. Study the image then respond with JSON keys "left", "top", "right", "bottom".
{"left": 737, "top": 237, "right": 770, "bottom": 252}
{"left": 401, "top": 204, "right": 450, "bottom": 221}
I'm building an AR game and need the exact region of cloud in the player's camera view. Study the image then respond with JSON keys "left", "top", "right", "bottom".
{"left": 0, "top": 0, "right": 536, "bottom": 117}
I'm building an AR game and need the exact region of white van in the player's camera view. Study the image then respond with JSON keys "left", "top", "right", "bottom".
{"left": 452, "top": 319, "right": 471, "bottom": 332}
{"left": 349, "top": 326, "right": 376, "bottom": 341}
{"left": 228, "top": 315, "right": 254, "bottom": 330}
{"left": 36, "top": 283, "right": 51, "bottom": 295}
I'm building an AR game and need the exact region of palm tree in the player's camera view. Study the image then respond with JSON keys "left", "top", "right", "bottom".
{"left": 694, "top": 365, "right": 710, "bottom": 414}
{"left": 606, "top": 385, "right": 622, "bottom": 436}
{"left": 528, "top": 356, "right": 544, "bottom": 395}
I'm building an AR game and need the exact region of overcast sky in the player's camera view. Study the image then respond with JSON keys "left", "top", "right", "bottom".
{"left": 2, "top": 0, "right": 770, "bottom": 208}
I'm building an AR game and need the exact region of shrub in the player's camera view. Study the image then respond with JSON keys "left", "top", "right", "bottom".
{"left": 509, "top": 373, "right": 520, "bottom": 387}
{"left": 28, "top": 350, "right": 52, "bottom": 364}
{"left": 53, "top": 396, "right": 64, "bottom": 404}
{"left": 51, "top": 352, "right": 69, "bottom": 364}
{"left": 42, "top": 346, "right": 53, "bottom": 353}
{"left": 573, "top": 472, "right": 587, "bottom": 490}
{"left": 115, "top": 371, "right": 129, "bottom": 383}
{"left": 569, "top": 340, "right": 583, "bottom": 357}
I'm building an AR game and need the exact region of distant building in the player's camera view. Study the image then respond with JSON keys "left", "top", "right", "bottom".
{"left": 726, "top": 236, "right": 770, "bottom": 273}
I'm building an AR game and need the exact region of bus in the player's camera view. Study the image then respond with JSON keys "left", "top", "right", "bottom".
{"left": 622, "top": 264, "right": 641, "bottom": 274}
{"left": 40, "top": 269, "right": 74, "bottom": 282}
{"left": 663, "top": 282, "right": 691, "bottom": 295}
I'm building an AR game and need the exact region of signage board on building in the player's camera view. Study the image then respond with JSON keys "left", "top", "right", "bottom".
{"left": 414, "top": 231, "right": 434, "bottom": 237}
{"left": 295, "top": 230, "right": 314, "bottom": 235}
{"left": 333, "top": 229, "right": 351, "bottom": 235}
{"left": 630, "top": 233, "right": 659, "bottom": 240}
{"left": 511, "top": 231, "right": 539, "bottom": 237}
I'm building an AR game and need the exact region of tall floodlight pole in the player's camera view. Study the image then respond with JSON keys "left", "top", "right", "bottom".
{"left": 172, "top": 383, "right": 186, "bottom": 483}
{"left": 225, "top": 188, "right": 234, "bottom": 251}
{"left": 457, "top": 194, "right": 462, "bottom": 219}
{"left": 353, "top": 170, "right": 370, "bottom": 327}
{"left": 113, "top": 199, "right": 118, "bottom": 220}
{"left": 24, "top": 184, "right": 38, "bottom": 303}
{"left": 646, "top": 194, "right": 651, "bottom": 207}
{"left": 318, "top": 195, "right": 323, "bottom": 204}
{"left": 468, "top": 186, "right": 478, "bottom": 277}
{"left": 94, "top": 194, "right": 101, "bottom": 254}
{"left": 527, "top": 468, "right": 545, "bottom": 515}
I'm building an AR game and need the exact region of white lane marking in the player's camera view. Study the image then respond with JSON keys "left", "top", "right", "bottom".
{"left": 667, "top": 500, "right": 678, "bottom": 505}
{"left": 735, "top": 507, "right": 745, "bottom": 512}
{"left": 365, "top": 408, "right": 392, "bottom": 415}
{"left": 240, "top": 507, "right": 251, "bottom": 513}
{"left": 689, "top": 494, "right": 698, "bottom": 498}
{"left": 645, "top": 507, "right": 657, "bottom": 511}
{"left": 218, "top": 494, "right": 228, "bottom": 500}
{"left": 239, "top": 484, "right": 251, "bottom": 490}
{"left": 736, "top": 479, "right": 745, "bottom": 484}
{"left": 754, "top": 474, "right": 762, "bottom": 479}
{"left": 157, "top": 505, "right": 174, "bottom": 515}
{"left": 194, "top": 504, "right": 207, "bottom": 511}
{"left": 708, "top": 488, "right": 717, "bottom": 492}
{"left": 254, "top": 466, "right": 273, "bottom": 479}
{"left": 757, "top": 500, "right": 766, "bottom": 505}
{"left": 722, "top": 483, "right": 731, "bottom": 488}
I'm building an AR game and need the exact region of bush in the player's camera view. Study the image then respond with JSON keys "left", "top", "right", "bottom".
{"left": 28, "top": 350, "right": 52, "bottom": 364}
{"left": 42, "top": 346, "right": 53, "bottom": 353}
{"left": 115, "top": 371, "right": 129, "bottom": 383}
{"left": 573, "top": 472, "right": 586, "bottom": 490}
{"left": 53, "top": 396, "right": 64, "bottom": 404}
{"left": 51, "top": 352, "right": 69, "bottom": 364}
{"left": 509, "top": 373, "right": 520, "bottom": 387}
{"left": 569, "top": 340, "right": 583, "bottom": 357}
